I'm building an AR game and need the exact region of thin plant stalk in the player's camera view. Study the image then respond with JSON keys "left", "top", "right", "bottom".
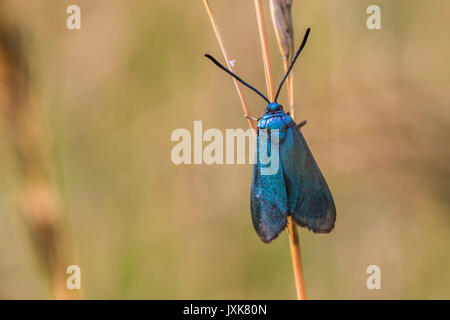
{"left": 269, "top": 0, "right": 296, "bottom": 118}
{"left": 203, "top": 0, "right": 256, "bottom": 133}
{"left": 254, "top": 0, "right": 307, "bottom": 300}
{"left": 284, "top": 59, "right": 295, "bottom": 119}
{"left": 254, "top": 0, "right": 274, "bottom": 101}
{"left": 286, "top": 217, "right": 307, "bottom": 299}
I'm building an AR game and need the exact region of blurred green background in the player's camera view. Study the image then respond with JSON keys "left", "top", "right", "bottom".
{"left": 0, "top": 0, "right": 449, "bottom": 299}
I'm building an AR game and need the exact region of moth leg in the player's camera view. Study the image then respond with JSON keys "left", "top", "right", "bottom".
{"left": 297, "top": 120, "right": 307, "bottom": 129}
{"left": 244, "top": 115, "right": 261, "bottom": 121}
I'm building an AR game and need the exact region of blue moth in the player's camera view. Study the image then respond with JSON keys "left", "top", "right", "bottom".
{"left": 205, "top": 28, "right": 336, "bottom": 243}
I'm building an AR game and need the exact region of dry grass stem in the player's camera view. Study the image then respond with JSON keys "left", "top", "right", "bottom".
{"left": 270, "top": 0, "right": 295, "bottom": 118}
{"left": 203, "top": 0, "right": 256, "bottom": 133}
{"left": 269, "top": 0, "right": 294, "bottom": 61}
{"left": 254, "top": 0, "right": 275, "bottom": 101}
{"left": 286, "top": 217, "right": 307, "bottom": 299}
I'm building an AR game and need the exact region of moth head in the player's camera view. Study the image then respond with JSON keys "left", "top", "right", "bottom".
{"left": 265, "top": 103, "right": 283, "bottom": 113}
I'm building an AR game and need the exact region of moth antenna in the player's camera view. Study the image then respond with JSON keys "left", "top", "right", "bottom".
{"left": 204, "top": 54, "right": 270, "bottom": 104}
{"left": 274, "top": 28, "right": 311, "bottom": 103}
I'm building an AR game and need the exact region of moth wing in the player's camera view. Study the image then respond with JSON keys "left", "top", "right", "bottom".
{"left": 251, "top": 130, "right": 289, "bottom": 243}
{"left": 280, "top": 122, "right": 336, "bottom": 233}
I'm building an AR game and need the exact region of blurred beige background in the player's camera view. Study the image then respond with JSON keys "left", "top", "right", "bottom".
{"left": 0, "top": 0, "right": 449, "bottom": 299}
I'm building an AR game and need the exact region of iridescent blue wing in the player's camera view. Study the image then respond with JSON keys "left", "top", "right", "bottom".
{"left": 280, "top": 121, "right": 336, "bottom": 233}
{"left": 251, "top": 129, "right": 289, "bottom": 243}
